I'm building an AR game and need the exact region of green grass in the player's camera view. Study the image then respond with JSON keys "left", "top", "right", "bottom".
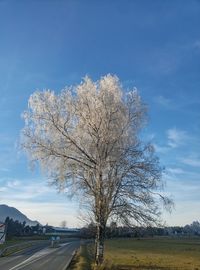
{"left": 0, "top": 236, "right": 50, "bottom": 256}
{"left": 0, "top": 238, "right": 41, "bottom": 256}
{"left": 0, "top": 239, "right": 25, "bottom": 251}
{"left": 1, "top": 243, "right": 34, "bottom": 256}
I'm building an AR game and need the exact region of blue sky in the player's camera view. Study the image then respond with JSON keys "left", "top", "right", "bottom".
{"left": 0, "top": 0, "right": 200, "bottom": 227}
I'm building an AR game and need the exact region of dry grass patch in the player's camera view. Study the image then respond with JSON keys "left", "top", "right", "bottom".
{"left": 69, "top": 237, "right": 200, "bottom": 270}
{"left": 68, "top": 244, "right": 93, "bottom": 270}
{"left": 105, "top": 237, "right": 200, "bottom": 269}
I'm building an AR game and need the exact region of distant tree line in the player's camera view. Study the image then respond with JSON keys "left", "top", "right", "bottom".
{"left": 4, "top": 217, "right": 54, "bottom": 238}
{"left": 80, "top": 221, "right": 200, "bottom": 239}
{"left": 5, "top": 217, "right": 40, "bottom": 238}
{"left": 5, "top": 217, "right": 200, "bottom": 239}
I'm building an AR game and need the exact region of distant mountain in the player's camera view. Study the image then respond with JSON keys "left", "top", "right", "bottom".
{"left": 0, "top": 204, "right": 40, "bottom": 226}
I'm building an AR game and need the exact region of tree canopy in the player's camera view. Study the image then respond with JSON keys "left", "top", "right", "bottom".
{"left": 21, "top": 74, "right": 172, "bottom": 264}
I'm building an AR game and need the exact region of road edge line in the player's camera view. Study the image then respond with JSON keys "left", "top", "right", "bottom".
{"left": 62, "top": 250, "right": 77, "bottom": 270}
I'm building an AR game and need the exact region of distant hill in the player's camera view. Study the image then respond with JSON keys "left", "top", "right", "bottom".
{"left": 0, "top": 204, "right": 40, "bottom": 226}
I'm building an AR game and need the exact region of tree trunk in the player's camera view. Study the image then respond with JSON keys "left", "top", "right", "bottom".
{"left": 95, "top": 222, "right": 105, "bottom": 265}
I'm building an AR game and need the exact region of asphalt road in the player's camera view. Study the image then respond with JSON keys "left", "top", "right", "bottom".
{"left": 0, "top": 239, "right": 80, "bottom": 270}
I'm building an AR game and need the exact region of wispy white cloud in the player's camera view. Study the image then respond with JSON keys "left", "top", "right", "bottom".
{"left": 163, "top": 170, "right": 200, "bottom": 201}
{"left": 0, "top": 187, "right": 7, "bottom": 192}
{"left": 154, "top": 95, "right": 172, "bottom": 109}
{"left": 167, "top": 128, "right": 188, "bottom": 148}
{"left": 0, "top": 177, "right": 81, "bottom": 227}
{"left": 144, "top": 133, "right": 155, "bottom": 142}
{"left": 6, "top": 180, "right": 21, "bottom": 188}
{"left": 153, "top": 128, "right": 189, "bottom": 153}
{"left": 153, "top": 143, "right": 169, "bottom": 154}
{"left": 3, "top": 200, "right": 81, "bottom": 227}
{"left": 154, "top": 94, "right": 200, "bottom": 117}
{"left": 149, "top": 38, "right": 200, "bottom": 77}
{"left": 181, "top": 157, "right": 200, "bottom": 167}
{"left": 161, "top": 178, "right": 200, "bottom": 225}
{"left": 163, "top": 200, "right": 200, "bottom": 226}
{"left": 147, "top": 47, "right": 180, "bottom": 75}
{"left": 1, "top": 178, "right": 55, "bottom": 200}
{"left": 166, "top": 167, "right": 184, "bottom": 175}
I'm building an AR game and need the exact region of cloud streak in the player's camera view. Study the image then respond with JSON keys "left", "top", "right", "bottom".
{"left": 0, "top": 177, "right": 81, "bottom": 227}
{"left": 0, "top": 178, "right": 56, "bottom": 200}
{"left": 153, "top": 127, "right": 189, "bottom": 153}
{"left": 154, "top": 95, "right": 172, "bottom": 109}
{"left": 167, "top": 128, "right": 188, "bottom": 148}
{"left": 181, "top": 157, "right": 200, "bottom": 167}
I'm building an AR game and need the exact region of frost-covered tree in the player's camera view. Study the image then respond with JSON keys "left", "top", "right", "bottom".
{"left": 21, "top": 75, "right": 172, "bottom": 265}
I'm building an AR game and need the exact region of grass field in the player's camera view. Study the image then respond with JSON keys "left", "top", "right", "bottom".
{"left": 0, "top": 236, "right": 50, "bottom": 256}
{"left": 71, "top": 237, "right": 200, "bottom": 270}
{"left": 104, "top": 237, "right": 200, "bottom": 269}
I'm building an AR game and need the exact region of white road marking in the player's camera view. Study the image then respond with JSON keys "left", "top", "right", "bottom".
{"left": 61, "top": 248, "right": 77, "bottom": 270}
{"left": 8, "top": 243, "right": 70, "bottom": 270}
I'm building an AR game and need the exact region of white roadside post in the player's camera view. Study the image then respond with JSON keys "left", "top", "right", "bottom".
{"left": 0, "top": 223, "right": 6, "bottom": 245}
{"left": 0, "top": 222, "right": 6, "bottom": 256}
{"left": 51, "top": 236, "right": 55, "bottom": 247}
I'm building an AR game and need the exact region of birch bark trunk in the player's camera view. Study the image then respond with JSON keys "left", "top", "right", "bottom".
{"left": 95, "top": 221, "right": 105, "bottom": 265}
